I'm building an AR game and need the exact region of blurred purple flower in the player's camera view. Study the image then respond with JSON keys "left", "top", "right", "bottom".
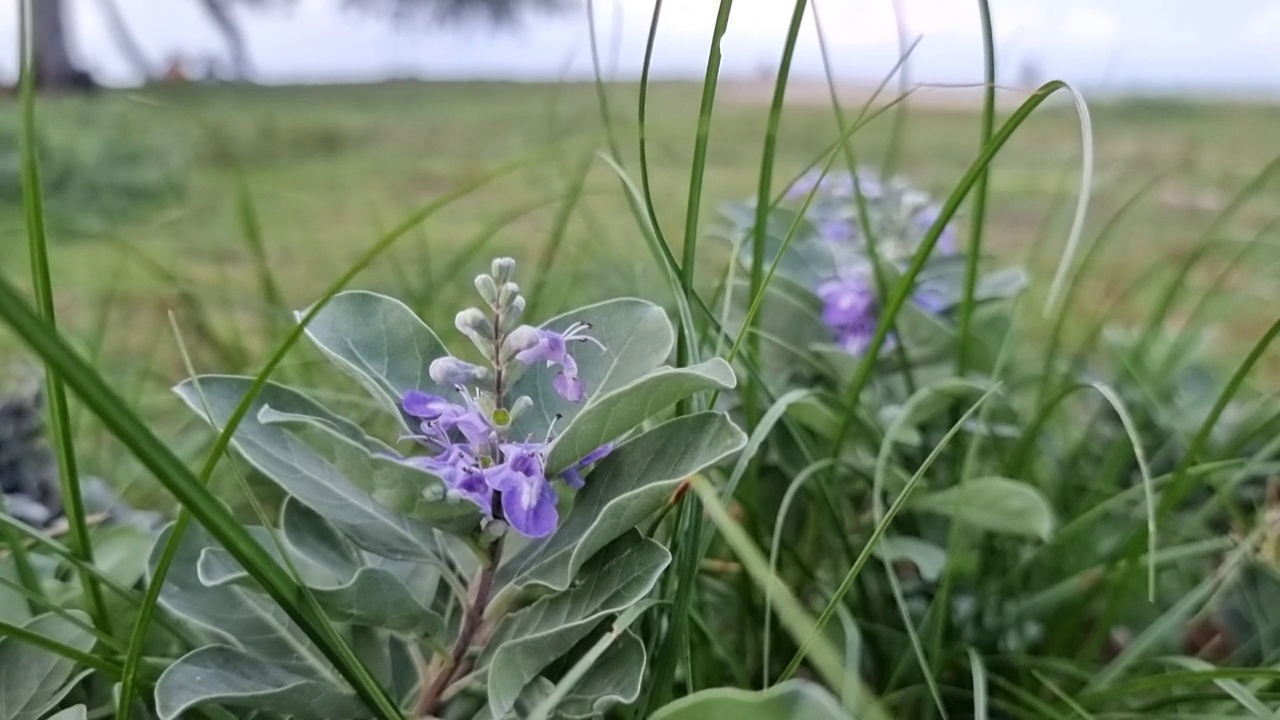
{"left": 817, "top": 275, "right": 879, "bottom": 356}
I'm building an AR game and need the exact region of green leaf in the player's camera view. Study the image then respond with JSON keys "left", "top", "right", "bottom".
{"left": 44, "top": 705, "right": 87, "bottom": 720}
{"left": 908, "top": 477, "right": 1055, "bottom": 540}
{"left": 174, "top": 375, "right": 468, "bottom": 558}
{"left": 0, "top": 561, "right": 34, "bottom": 626}
{"left": 297, "top": 290, "right": 452, "bottom": 421}
{"left": 481, "top": 532, "right": 670, "bottom": 718}
{"left": 196, "top": 500, "right": 447, "bottom": 637}
{"left": 497, "top": 411, "right": 746, "bottom": 594}
{"left": 555, "top": 627, "right": 647, "bottom": 718}
{"left": 545, "top": 358, "right": 736, "bottom": 475}
{"left": 0, "top": 611, "right": 96, "bottom": 720}
{"left": 510, "top": 299, "right": 674, "bottom": 441}
{"left": 89, "top": 525, "right": 154, "bottom": 590}
{"left": 871, "top": 536, "right": 947, "bottom": 583}
{"left": 154, "top": 645, "right": 365, "bottom": 720}
{"left": 649, "top": 680, "right": 854, "bottom": 720}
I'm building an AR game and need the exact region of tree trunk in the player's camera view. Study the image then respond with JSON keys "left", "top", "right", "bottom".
{"left": 31, "top": 0, "right": 96, "bottom": 90}
{"left": 92, "top": 0, "right": 154, "bottom": 81}
{"left": 200, "top": 0, "right": 252, "bottom": 81}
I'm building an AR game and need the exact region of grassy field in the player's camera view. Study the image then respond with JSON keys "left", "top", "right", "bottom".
{"left": 2, "top": 80, "right": 1278, "bottom": 500}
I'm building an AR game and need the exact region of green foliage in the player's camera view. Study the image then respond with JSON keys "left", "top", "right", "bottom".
{"left": 0, "top": 113, "right": 185, "bottom": 237}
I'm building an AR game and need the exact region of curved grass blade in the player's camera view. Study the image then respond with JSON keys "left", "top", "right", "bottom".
{"left": 16, "top": 0, "right": 110, "bottom": 637}
{"left": 690, "top": 478, "right": 890, "bottom": 720}
{"left": 781, "top": 385, "right": 999, "bottom": 682}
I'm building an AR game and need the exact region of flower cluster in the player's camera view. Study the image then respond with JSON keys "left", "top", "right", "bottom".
{"left": 395, "top": 258, "right": 609, "bottom": 538}
{"left": 784, "top": 168, "right": 960, "bottom": 355}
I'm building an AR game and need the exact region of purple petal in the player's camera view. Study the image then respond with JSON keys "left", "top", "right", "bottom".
{"left": 515, "top": 330, "right": 567, "bottom": 366}
{"left": 403, "top": 391, "right": 451, "bottom": 420}
{"left": 553, "top": 373, "right": 584, "bottom": 403}
{"left": 577, "top": 443, "right": 613, "bottom": 467}
{"left": 501, "top": 477, "right": 558, "bottom": 538}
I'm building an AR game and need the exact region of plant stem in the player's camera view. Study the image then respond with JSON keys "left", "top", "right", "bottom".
{"left": 417, "top": 537, "right": 505, "bottom": 717}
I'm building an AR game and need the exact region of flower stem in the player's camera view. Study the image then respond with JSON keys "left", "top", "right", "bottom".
{"left": 416, "top": 536, "right": 505, "bottom": 717}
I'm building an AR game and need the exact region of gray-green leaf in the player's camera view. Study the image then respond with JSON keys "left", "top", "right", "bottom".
{"left": 908, "top": 476, "right": 1055, "bottom": 540}
{"left": 545, "top": 358, "right": 736, "bottom": 475}
{"left": 482, "top": 532, "right": 669, "bottom": 718}
{"left": 298, "top": 290, "right": 452, "bottom": 423}
{"left": 195, "top": 500, "right": 447, "bottom": 637}
{"left": 0, "top": 612, "right": 95, "bottom": 720}
{"left": 154, "top": 645, "right": 365, "bottom": 720}
{"left": 174, "top": 375, "right": 458, "bottom": 558}
{"left": 497, "top": 411, "right": 746, "bottom": 594}
{"left": 649, "top": 680, "right": 854, "bottom": 720}
{"left": 147, "top": 523, "right": 317, "bottom": 662}
{"left": 556, "top": 628, "right": 647, "bottom": 718}
{"left": 44, "top": 705, "right": 88, "bottom": 720}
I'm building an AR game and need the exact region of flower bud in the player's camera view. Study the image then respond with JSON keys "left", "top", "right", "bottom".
{"left": 429, "top": 357, "right": 489, "bottom": 386}
{"left": 498, "top": 282, "right": 520, "bottom": 307}
{"left": 501, "top": 324, "right": 540, "bottom": 361}
{"left": 455, "top": 308, "right": 496, "bottom": 357}
{"left": 474, "top": 274, "right": 499, "bottom": 307}
{"left": 501, "top": 295, "right": 526, "bottom": 331}
{"left": 508, "top": 395, "right": 533, "bottom": 421}
{"left": 491, "top": 257, "right": 517, "bottom": 284}
{"left": 480, "top": 518, "right": 509, "bottom": 546}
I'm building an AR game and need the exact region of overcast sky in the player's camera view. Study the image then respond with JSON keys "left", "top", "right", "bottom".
{"left": 2, "top": 0, "right": 1278, "bottom": 92}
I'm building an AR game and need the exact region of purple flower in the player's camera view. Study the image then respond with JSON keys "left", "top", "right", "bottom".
{"left": 817, "top": 275, "right": 880, "bottom": 356}
{"left": 514, "top": 322, "right": 605, "bottom": 403}
{"left": 405, "top": 444, "right": 494, "bottom": 512}
{"left": 818, "top": 217, "right": 856, "bottom": 244}
{"left": 486, "top": 445, "right": 558, "bottom": 538}
{"left": 402, "top": 390, "right": 453, "bottom": 421}
{"left": 785, "top": 169, "right": 824, "bottom": 200}
{"left": 560, "top": 442, "right": 613, "bottom": 490}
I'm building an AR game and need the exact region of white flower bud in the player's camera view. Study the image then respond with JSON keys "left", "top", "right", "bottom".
{"left": 501, "top": 324, "right": 541, "bottom": 361}
{"left": 501, "top": 295, "right": 526, "bottom": 332}
{"left": 456, "top": 308, "right": 497, "bottom": 359}
{"left": 498, "top": 282, "right": 520, "bottom": 306}
{"left": 491, "top": 257, "right": 517, "bottom": 284}
{"left": 429, "top": 357, "right": 489, "bottom": 386}
{"left": 474, "top": 274, "right": 499, "bottom": 307}
{"left": 508, "top": 395, "right": 533, "bottom": 421}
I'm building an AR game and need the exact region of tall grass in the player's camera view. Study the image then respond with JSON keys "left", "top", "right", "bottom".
{"left": 2, "top": 2, "right": 1280, "bottom": 719}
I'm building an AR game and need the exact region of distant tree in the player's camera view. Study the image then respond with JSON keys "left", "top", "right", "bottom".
{"left": 202, "top": 0, "right": 573, "bottom": 82}
{"left": 29, "top": 0, "right": 96, "bottom": 90}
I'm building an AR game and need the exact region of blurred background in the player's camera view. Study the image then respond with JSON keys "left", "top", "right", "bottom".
{"left": 0, "top": 0, "right": 1277, "bottom": 504}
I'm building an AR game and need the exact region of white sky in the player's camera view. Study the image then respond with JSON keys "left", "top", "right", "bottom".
{"left": 2, "top": 0, "right": 1279, "bottom": 91}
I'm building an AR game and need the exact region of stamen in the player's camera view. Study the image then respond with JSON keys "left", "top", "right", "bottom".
{"left": 543, "top": 413, "right": 564, "bottom": 443}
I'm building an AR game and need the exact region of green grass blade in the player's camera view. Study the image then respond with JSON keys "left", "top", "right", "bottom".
{"left": 968, "top": 648, "right": 989, "bottom": 720}
{"left": 524, "top": 150, "right": 594, "bottom": 318}
{"left": 956, "top": 0, "right": 997, "bottom": 375}
{"left": 691, "top": 478, "right": 891, "bottom": 720}
{"left": 234, "top": 169, "right": 287, "bottom": 318}
{"left": 646, "top": 2, "right": 735, "bottom": 707}
{"left": 17, "top": 0, "right": 111, "bottom": 638}
{"left": 0, "top": 618, "right": 122, "bottom": 677}
{"left": 782, "top": 384, "right": 1000, "bottom": 682}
